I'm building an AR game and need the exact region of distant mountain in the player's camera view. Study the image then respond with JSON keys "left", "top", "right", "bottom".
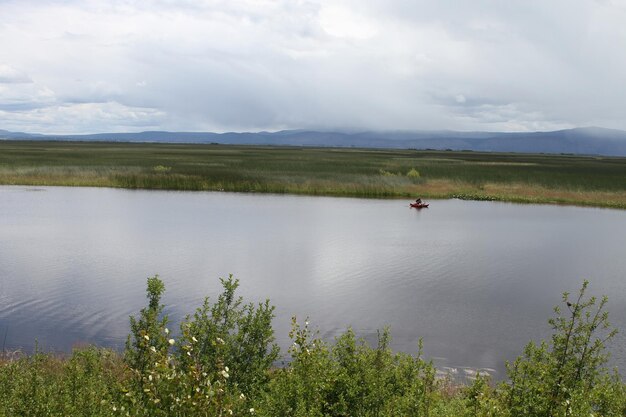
{"left": 0, "top": 129, "right": 45, "bottom": 139}
{"left": 2, "top": 127, "right": 626, "bottom": 156}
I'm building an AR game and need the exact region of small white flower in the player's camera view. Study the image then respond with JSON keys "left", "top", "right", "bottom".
{"left": 221, "top": 370, "right": 229, "bottom": 378}
{"left": 148, "top": 375, "right": 153, "bottom": 381}
{"left": 224, "top": 366, "right": 229, "bottom": 372}
{"left": 216, "top": 337, "right": 225, "bottom": 345}
{"left": 164, "top": 328, "right": 169, "bottom": 334}
{"left": 249, "top": 408, "right": 255, "bottom": 414}
{"left": 143, "top": 335, "right": 150, "bottom": 341}
{"left": 168, "top": 339, "right": 175, "bottom": 345}
{"left": 150, "top": 346, "right": 156, "bottom": 353}
{"left": 240, "top": 393, "right": 246, "bottom": 400}
{"left": 192, "top": 336, "right": 198, "bottom": 343}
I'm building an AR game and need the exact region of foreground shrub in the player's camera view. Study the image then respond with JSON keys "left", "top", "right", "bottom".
{"left": 502, "top": 280, "right": 625, "bottom": 416}
{"left": 176, "top": 275, "right": 279, "bottom": 397}
{"left": 120, "top": 275, "right": 262, "bottom": 416}
{"left": 125, "top": 275, "right": 169, "bottom": 375}
{"left": 0, "top": 277, "right": 624, "bottom": 416}
{"left": 0, "top": 347, "right": 123, "bottom": 417}
{"left": 257, "top": 318, "right": 443, "bottom": 417}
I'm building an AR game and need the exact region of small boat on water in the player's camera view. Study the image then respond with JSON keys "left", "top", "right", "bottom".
{"left": 410, "top": 202, "right": 429, "bottom": 209}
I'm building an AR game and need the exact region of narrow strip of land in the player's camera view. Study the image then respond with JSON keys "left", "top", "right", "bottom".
{"left": 1, "top": 140, "right": 625, "bottom": 209}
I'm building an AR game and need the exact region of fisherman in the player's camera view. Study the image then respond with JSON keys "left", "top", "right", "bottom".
{"left": 415, "top": 198, "right": 422, "bottom": 204}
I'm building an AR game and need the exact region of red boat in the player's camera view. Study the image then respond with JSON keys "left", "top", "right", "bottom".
{"left": 410, "top": 202, "right": 429, "bottom": 209}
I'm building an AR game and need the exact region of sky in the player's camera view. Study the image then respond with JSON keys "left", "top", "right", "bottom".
{"left": 1, "top": 0, "right": 625, "bottom": 134}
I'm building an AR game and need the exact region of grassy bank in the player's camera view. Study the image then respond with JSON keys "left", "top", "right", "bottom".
{"left": 0, "top": 276, "right": 624, "bottom": 417}
{"left": 1, "top": 140, "right": 626, "bottom": 208}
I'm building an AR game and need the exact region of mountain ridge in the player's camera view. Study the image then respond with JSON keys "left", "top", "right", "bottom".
{"left": 2, "top": 127, "right": 626, "bottom": 156}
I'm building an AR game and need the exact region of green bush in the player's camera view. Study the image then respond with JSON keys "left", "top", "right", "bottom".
{"left": 152, "top": 165, "right": 172, "bottom": 173}
{"left": 120, "top": 275, "right": 262, "bottom": 416}
{"left": 0, "top": 347, "right": 122, "bottom": 416}
{"left": 257, "top": 319, "right": 442, "bottom": 417}
{"left": 0, "top": 277, "right": 624, "bottom": 416}
{"left": 378, "top": 169, "right": 400, "bottom": 177}
{"left": 125, "top": 275, "right": 169, "bottom": 375}
{"left": 176, "top": 275, "right": 279, "bottom": 397}
{"left": 406, "top": 168, "right": 420, "bottom": 178}
{"left": 502, "top": 280, "right": 624, "bottom": 416}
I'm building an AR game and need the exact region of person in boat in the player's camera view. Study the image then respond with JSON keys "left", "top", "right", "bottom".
{"left": 415, "top": 198, "right": 422, "bottom": 204}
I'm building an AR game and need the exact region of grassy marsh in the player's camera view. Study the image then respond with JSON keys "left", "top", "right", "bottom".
{"left": 1, "top": 140, "right": 625, "bottom": 208}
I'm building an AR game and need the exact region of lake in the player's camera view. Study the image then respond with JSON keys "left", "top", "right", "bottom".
{"left": 1, "top": 185, "right": 625, "bottom": 379}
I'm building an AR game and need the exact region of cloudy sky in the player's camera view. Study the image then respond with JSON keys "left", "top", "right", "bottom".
{"left": 1, "top": 0, "right": 625, "bottom": 134}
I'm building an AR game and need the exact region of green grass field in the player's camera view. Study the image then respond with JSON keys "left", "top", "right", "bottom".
{"left": 1, "top": 140, "right": 626, "bottom": 208}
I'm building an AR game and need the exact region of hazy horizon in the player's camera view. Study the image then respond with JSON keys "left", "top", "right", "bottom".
{"left": 3, "top": 125, "right": 626, "bottom": 137}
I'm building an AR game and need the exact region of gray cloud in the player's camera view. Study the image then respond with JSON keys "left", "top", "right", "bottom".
{"left": 0, "top": 0, "right": 625, "bottom": 134}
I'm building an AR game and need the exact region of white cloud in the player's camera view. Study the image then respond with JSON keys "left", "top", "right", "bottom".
{"left": 319, "top": 5, "right": 378, "bottom": 40}
{"left": 0, "top": 83, "right": 56, "bottom": 111}
{"left": 0, "top": 0, "right": 625, "bottom": 133}
{"left": 0, "top": 65, "right": 32, "bottom": 84}
{"left": 0, "top": 101, "right": 165, "bottom": 134}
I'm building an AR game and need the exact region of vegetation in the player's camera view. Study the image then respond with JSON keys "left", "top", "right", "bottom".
{"left": 0, "top": 275, "right": 624, "bottom": 416}
{"left": 1, "top": 140, "right": 626, "bottom": 208}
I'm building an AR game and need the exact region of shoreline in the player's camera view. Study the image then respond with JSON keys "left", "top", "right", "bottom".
{"left": 1, "top": 141, "right": 625, "bottom": 210}
{"left": 2, "top": 181, "right": 625, "bottom": 210}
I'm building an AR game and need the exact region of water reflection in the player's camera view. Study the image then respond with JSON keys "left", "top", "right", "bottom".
{"left": 1, "top": 186, "right": 625, "bottom": 378}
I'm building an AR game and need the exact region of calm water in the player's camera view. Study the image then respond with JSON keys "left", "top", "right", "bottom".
{"left": 1, "top": 186, "right": 625, "bottom": 378}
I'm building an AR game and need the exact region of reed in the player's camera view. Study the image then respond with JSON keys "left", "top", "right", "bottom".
{"left": 1, "top": 141, "right": 625, "bottom": 208}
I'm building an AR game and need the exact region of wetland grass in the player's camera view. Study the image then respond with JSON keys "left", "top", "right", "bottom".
{"left": 1, "top": 140, "right": 625, "bottom": 208}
